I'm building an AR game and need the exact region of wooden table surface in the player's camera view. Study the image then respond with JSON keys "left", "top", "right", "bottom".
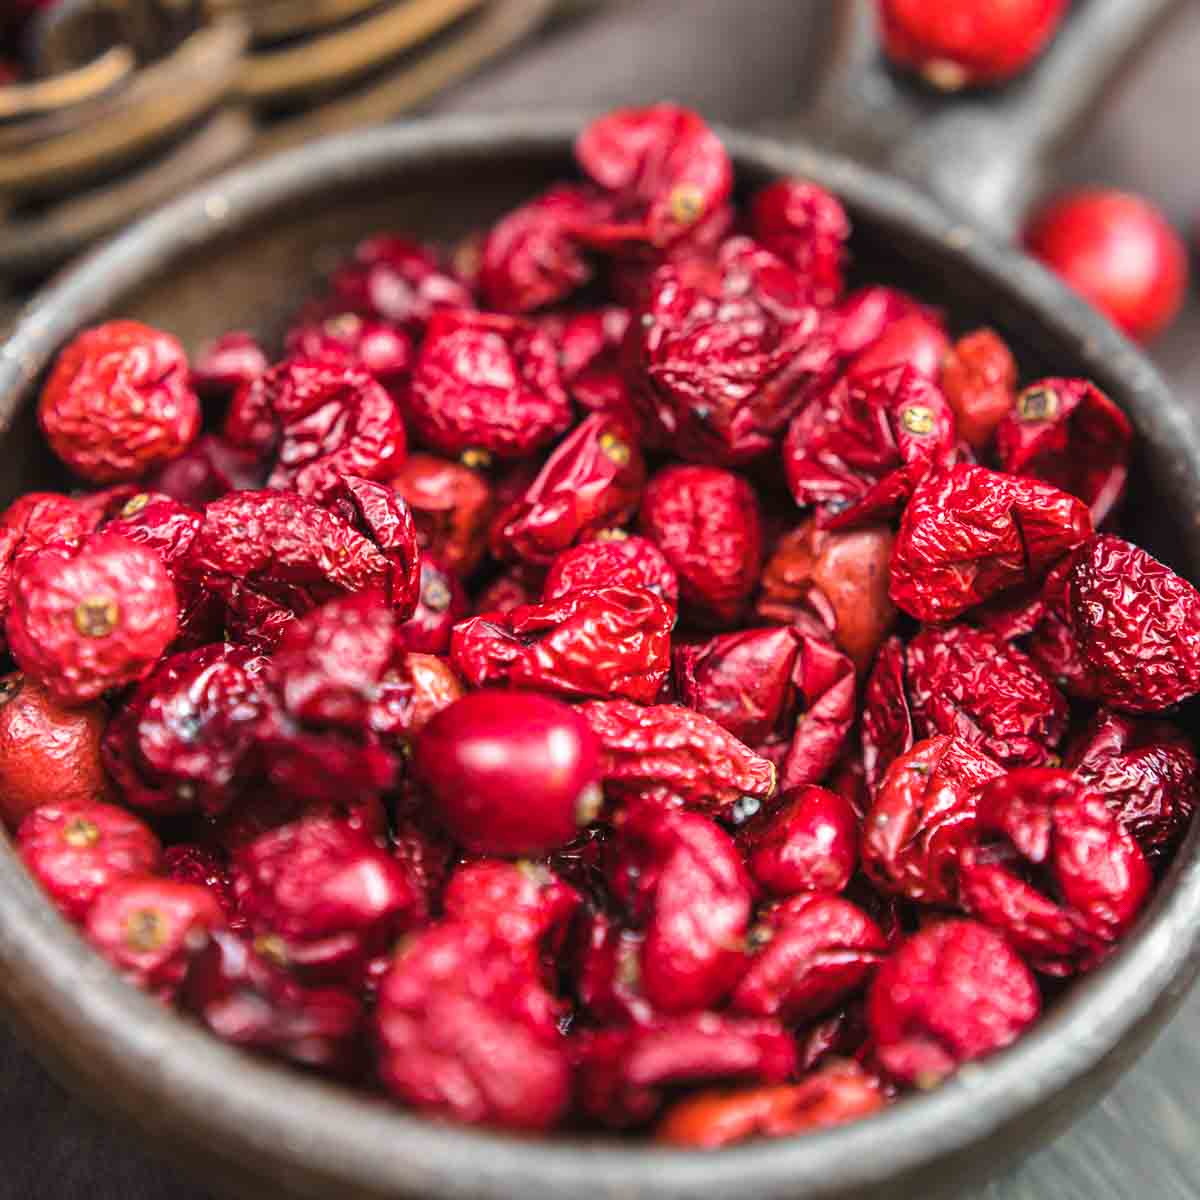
{"left": 3, "top": 2, "right": 1199, "bottom": 1196}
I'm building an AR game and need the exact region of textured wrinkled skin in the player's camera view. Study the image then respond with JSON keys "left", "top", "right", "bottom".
{"left": 0, "top": 674, "right": 111, "bottom": 827}
{"left": 860, "top": 637, "right": 914, "bottom": 794}
{"left": 1027, "top": 555, "right": 1101, "bottom": 700}
{"left": 39, "top": 321, "right": 200, "bottom": 483}
{"left": 608, "top": 801, "right": 753, "bottom": 1012}
{"left": 995, "top": 378, "right": 1131, "bottom": 524}
{"left": 414, "top": 690, "right": 601, "bottom": 856}
{"left": 390, "top": 453, "right": 493, "bottom": 577}
{"left": 574, "top": 103, "right": 733, "bottom": 250}
{"left": 490, "top": 413, "right": 646, "bottom": 564}
{"left": 961, "top": 769, "right": 1151, "bottom": 974}
{"left": 224, "top": 358, "right": 406, "bottom": 504}
{"left": 375, "top": 921, "right": 570, "bottom": 1130}
{"left": 656, "top": 1061, "right": 885, "bottom": 1147}
{"left": 890, "top": 464, "right": 1093, "bottom": 623}
{"left": 543, "top": 535, "right": 679, "bottom": 609}
{"left": 862, "top": 735, "right": 1005, "bottom": 905}
{"left": 580, "top": 699, "right": 777, "bottom": 815}
{"left": 398, "top": 555, "right": 468, "bottom": 654}
{"left": 85, "top": 877, "right": 224, "bottom": 1001}
{"left": 102, "top": 644, "right": 269, "bottom": 816}
{"left": 551, "top": 307, "right": 639, "bottom": 431}
{"left": 732, "top": 892, "right": 885, "bottom": 1023}
{"left": 756, "top": 519, "right": 896, "bottom": 672}
{"left": 940, "top": 328, "right": 1017, "bottom": 451}
{"left": 627, "top": 237, "right": 835, "bottom": 464}
{"left": 1067, "top": 708, "right": 1198, "bottom": 859}
{"left": 749, "top": 180, "right": 849, "bottom": 306}
{"left": 784, "top": 365, "right": 957, "bottom": 528}
{"left": 878, "top": 0, "right": 1068, "bottom": 86}
{"left": 740, "top": 785, "right": 858, "bottom": 896}
{"left": 868, "top": 920, "right": 1040, "bottom": 1088}
{"left": 574, "top": 1013, "right": 796, "bottom": 1129}
{"left": 283, "top": 316, "right": 413, "bottom": 406}
{"left": 233, "top": 817, "right": 415, "bottom": 985}
{"left": 17, "top": 800, "right": 161, "bottom": 922}
{"left": 1066, "top": 535, "right": 1200, "bottom": 712}
{"left": 903, "top": 624, "right": 1068, "bottom": 768}
{"left": 8, "top": 534, "right": 178, "bottom": 706}
{"left": 451, "top": 585, "right": 671, "bottom": 703}
{"left": 408, "top": 310, "right": 571, "bottom": 459}
{"left": 639, "top": 465, "right": 763, "bottom": 626}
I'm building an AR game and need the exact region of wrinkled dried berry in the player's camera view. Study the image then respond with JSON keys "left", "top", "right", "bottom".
{"left": 940, "top": 328, "right": 1017, "bottom": 452}
{"left": 543, "top": 534, "right": 679, "bottom": 609}
{"left": 390, "top": 453, "right": 493, "bottom": 576}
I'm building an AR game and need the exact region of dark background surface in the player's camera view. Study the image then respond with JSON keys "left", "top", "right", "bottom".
{"left": 4, "top": 2, "right": 1200, "bottom": 1197}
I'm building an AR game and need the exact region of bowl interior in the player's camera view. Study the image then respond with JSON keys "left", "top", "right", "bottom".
{"left": 1, "top": 120, "right": 1199, "bottom": 1200}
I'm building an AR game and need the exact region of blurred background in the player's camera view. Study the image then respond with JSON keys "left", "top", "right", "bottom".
{"left": 1, "top": 1, "right": 1198, "bottom": 1197}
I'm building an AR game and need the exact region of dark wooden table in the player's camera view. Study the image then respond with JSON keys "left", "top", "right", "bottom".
{"left": 3, "top": 2, "right": 1199, "bottom": 1196}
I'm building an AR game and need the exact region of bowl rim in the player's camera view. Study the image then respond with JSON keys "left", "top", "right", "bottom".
{"left": 2, "top": 114, "right": 1200, "bottom": 1200}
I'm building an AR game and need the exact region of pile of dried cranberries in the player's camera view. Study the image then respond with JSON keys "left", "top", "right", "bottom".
{"left": 3, "top": 104, "right": 1197, "bottom": 1148}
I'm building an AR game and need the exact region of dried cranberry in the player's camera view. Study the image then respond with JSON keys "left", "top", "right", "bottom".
{"left": 145, "top": 434, "right": 263, "bottom": 509}
{"left": 784, "top": 365, "right": 957, "bottom": 528}
{"left": 749, "top": 180, "right": 850, "bottom": 306}
{"left": 847, "top": 312, "right": 949, "bottom": 381}
{"left": 284, "top": 313, "right": 413, "bottom": 396}
{"left": 375, "top": 921, "right": 569, "bottom": 1130}
{"left": 889, "top": 463, "right": 1092, "bottom": 623}
{"left": 878, "top": 0, "right": 1068, "bottom": 88}
{"left": 17, "top": 800, "right": 161, "bottom": 922}
{"left": 413, "top": 690, "right": 602, "bottom": 856}
{"left": 868, "top": 920, "right": 1039, "bottom": 1088}
{"left": 639, "top": 465, "right": 763, "bottom": 626}
{"left": 163, "top": 844, "right": 242, "bottom": 931}
{"left": 390, "top": 453, "right": 493, "bottom": 576}
{"left": 995, "top": 378, "right": 1132, "bottom": 524}
{"left": 473, "top": 562, "right": 544, "bottom": 615}
{"left": 543, "top": 534, "right": 679, "bottom": 609}
{"left": 740, "top": 785, "right": 858, "bottom": 896}
{"left": 553, "top": 307, "right": 639, "bottom": 431}
{"left": 408, "top": 311, "right": 571, "bottom": 461}
{"left": 8, "top": 533, "right": 178, "bottom": 706}
{"left": 390, "top": 816, "right": 454, "bottom": 924}
{"left": 833, "top": 286, "right": 928, "bottom": 360}
{"left": 0, "top": 673, "right": 110, "bottom": 828}
{"left": 377, "top": 651, "right": 464, "bottom": 738}
{"left": 862, "top": 735, "right": 1004, "bottom": 905}
{"left": 191, "top": 331, "right": 268, "bottom": 398}
{"left": 39, "top": 321, "right": 200, "bottom": 483}
{"left": 940, "top": 328, "right": 1017, "bottom": 452}
{"left": 1025, "top": 189, "right": 1188, "bottom": 343}
{"left": 398, "top": 554, "right": 468, "bottom": 654}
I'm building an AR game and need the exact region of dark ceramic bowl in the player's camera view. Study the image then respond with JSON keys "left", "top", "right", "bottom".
{"left": 1, "top": 117, "right": 1199, "bottom": 1200}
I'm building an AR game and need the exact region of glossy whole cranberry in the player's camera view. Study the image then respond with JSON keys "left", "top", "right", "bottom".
{"left": 7, "top": 533, "right": 178, "bottom": 706}
{"left": 877, "top": 0, "right": 1068, "bottom": 89}
{"left": 413, "top": 690, "right": 602, "bottom": 856}
{"left": 38, "top": 321, "right": 200, "bottom": 483}
{"left": 1025, "top": 189, "right": 1188, "bottom": 343}
{"left": 0, "top": 673, "right": 110, "bottom": 827}
{"left": 740, "top": 785, "right": 858, "bottom": 896}
{"left": 17, "top": 800, "right": 161, "bottom": 922}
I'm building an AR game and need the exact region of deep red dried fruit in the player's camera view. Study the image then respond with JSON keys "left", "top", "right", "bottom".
{"left": 224, "top": 358, "right": 406, "bottom": 504}
{"left": 862, "top": 735, "right": 1005, "bottom": 905}
{"left": 17, "top": 800, "right": 161, "bottom": 922}
{"left": 860, "top": 636, "right": 914, "bottom": 794}
{"left": 543, "top": 534, "right": 679, "bottom": 609}
{"left": 451, "top": 585, "right": 672, "bottom": 703}
{"left": 163, "top": 843, "right": 242, "bottom": 931}
{"left": 639, "top": 465, "right": 763, "bottom": 626}
{"left": 1066, "top": 708, "right": 1198, "bottom": 859}
{"left": 995, "top": 378, "right": 1131, "bottom": 524}
{"left": 490, "top": 413, "right": 645, "bottom": 564}
{"left": 390, "top": 453, "right": 493, "bottom": 577}
{"left": 552, "top": 306, "right": 639, "bottom": 431}
{"left": 1066, "top": 535, "right": 1200, "bottom": 713}
{"left": 85, "top": 876, "right": 224, "bottom": 1000}
{"left": 627, "top": 237, "right": 834, "bottom": 464}
{"left": 398, "top": 554, "right": 468, "bottom": 654}
{"left": 833, "top": 286, "right": 927, "bottom": 359}
{"left": 413, "top": 690, "right": 602, "bottom": 856}
{"left": 375, "top": 921, "right": 569, "bottom": 1130}
{"left": 889, "top": 463, "right": 1092, "bottom": 623}
{"left": 408, "top": 310, "right": 571, "bottom": 460}
{"left": 233, "top": 817, "right": 415, "bottom": 985}
{"left": 740, "top": 785, "right": 858, "bottom": 896}
{"left": 8, "top": 533, "right": 178, "bottom": 705}
{"left": 145, "top": 434, "right": 263, "bottom": 510}
{"left": 284, "top": 313, "right": 414, "bottom": 397}
{"left": 580, "top": 699, "right": 777, "bottom": 817}
{"left": 656, "top": 1060, "right": 886, "bottom": 1147}
{"left": 847, "top": 311, "right": 949, "bottom": 381}
{"left": 39, "top": 321, "right": 200, "bottom": 483}
{"left": 732, "top": 892, "right": 886, "bottom": 1023}
{"left": 749, "top": 180, "right": 850, "bottom": 306}
{"left": 0, "top": 673, "right": 111, "bottom": 827}
{"left": 473, "top": 562, "right": 545, "bottom": 616}
{"left": 1025, "top": 189, "right": 1188, "bottom": 343}
{"left": 575, "top": 103, "right": 733, "bottom": 250}
{"left": 960, "top": 769, "right": 1151, "bottom": 974}
{"left": 877, "top": 0, "right": 1068, "bottom": 88}
{"left": 940, "top": 328, "right": 1017, "bottom": 451}
{"left": 784, "top": 365, "right": 957, "bottom": 528}
{"left": 868, "top": 919, "right": 1039, "bottom": 1088}
{"left": 191, "top": 331, "right": 268, "bottom": 398}
{"left": 608, "top": 801, "right": 753, "bottom": 1013}
{"left": 574, "top": 1013, "right": 796, "bottom": 1129}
